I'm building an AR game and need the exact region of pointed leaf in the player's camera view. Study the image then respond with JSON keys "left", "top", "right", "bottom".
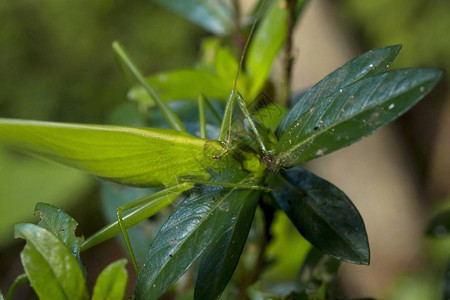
{"left": 276, "top": 45, "right": 402, "bottom": 136}
{"left": 0, "top": 119, "right": 221, "bottom": 187}
{"left": 246, "top": 0, "right": 288, "bottom": 100}
{"left": 267, "top": 167, "right": 369, "bottom": 264}
{"left": 136, "top": 167, "right": 259, "bottom": 299}
{"left": 276, "top": 68, "right": 443, "bottom": 167}
{"left": 15, "top": 223, "right": 89, "bottom": 300}
{"left": 194, "top": 186, "right": 259, "bottom": 300}
{"left": 150, "top": 0, "right": 233, "bottom": 35}
{"left": 128, "top": 69, "right": 230, "bottom": 104}
{"left": 92, "top": 259, "right": 128, "bottom": 300}
{"left": 35, "top": 203, "right": 84, "bottom": 265}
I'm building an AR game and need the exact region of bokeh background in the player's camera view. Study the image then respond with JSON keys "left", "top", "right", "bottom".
{"left": 0, "top": 0, "right": 448, "bottom": 299}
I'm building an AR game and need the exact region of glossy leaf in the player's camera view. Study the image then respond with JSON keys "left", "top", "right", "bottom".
{"left": 246, "top": 0, "right": 288, "bottom": 100}
{"left": 35, "top": 203, "right": 84, "bottom": 265}
{"left": 276, "top": 45, "right": 402, "bottom": 135}
{"left": 15, "top": 223, "right": 89, "bottom": 300}
{"left": 92, "top": 259, "right": 128, "bottom": 300}
{"left": 194, "top": 185, "right": 259, "bottom": 299}
{"left": 276, "top": 68, "right": 443, "bottom": 167}
{"left": 0, "top": 119, "right": 222, "bottom": 187}
{"left": 0, "top": 290, "right": 3, "bottom": 300}
{"left": 267, "top": 167, "right": 369, "bottom": 265}
{"left": 150, "top": 0, "right": 233, "bottom": 35}
{"left": 135, "top": 166, "right": 259, "bottom": 299}
{"left": 128, "top": 69, "right": 230, "bottom": 105}
{"left": 425, "top": 210, "right": 450, "bottom": 238}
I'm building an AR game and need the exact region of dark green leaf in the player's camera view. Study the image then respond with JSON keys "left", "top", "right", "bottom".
{"left": 297, "top": 247, "right": 340, "bottom": 296}
{"left": 277, "top": 45, "right": 402, "bottom": 136}
{"left": 35, "top": 203, "right": 84, "bottom": 264}
{"left": 276, "top": 68, "right": 443, "bottom": 167}
{"left": 194, "top": 185, "right": 259, "bottom": 300}
{"left": 15, "top": 223, "right": 89, "bottom": 300}
{"left": 136, "top": 167, "right": 259, "bottom": 299}
{"left": 128, "top": 69, "right": 230, "bottom": 104}
{"left": 267, "top": 167, "right": 369, "bottom": 265}
{"left": 150, "top": 0, "right": 233, "bottom": 35}
{"left": 425, "top": 210, "right": 450, "bottom": 238}
{"left": 92, "top": 259, "right": 128, "bottom": 300}
{"left": 246, "top": 0, "right": 288, "bottom": 100}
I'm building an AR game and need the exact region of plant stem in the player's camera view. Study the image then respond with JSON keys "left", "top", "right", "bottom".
{"left": 282, "top": 0, "right": 297, "bottom": 108}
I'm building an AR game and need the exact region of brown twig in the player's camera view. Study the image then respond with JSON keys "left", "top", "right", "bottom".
{"left": 282, "top": 0, "right": 297, "bottom": 108}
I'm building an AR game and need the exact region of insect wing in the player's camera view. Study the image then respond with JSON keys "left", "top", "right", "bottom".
{"left": 0, "top": 119, "right": 218, "bottom": 187}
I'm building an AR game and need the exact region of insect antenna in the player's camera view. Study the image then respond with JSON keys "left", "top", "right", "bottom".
{"left": 218, "top": 0, "right": 268, "bottom": 151}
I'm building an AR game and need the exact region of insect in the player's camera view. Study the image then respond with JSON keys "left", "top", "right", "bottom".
{"left": 0, "top": 0, "right": 442, "bottom": 298}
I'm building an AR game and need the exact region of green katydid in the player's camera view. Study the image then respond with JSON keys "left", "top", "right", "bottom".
{"left": 0, "top": 0, "right": 444, "bottom": 298}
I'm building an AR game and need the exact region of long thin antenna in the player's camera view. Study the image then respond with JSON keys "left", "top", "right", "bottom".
{"left": 218, "top": 0, "right": 267, "bottom": 146}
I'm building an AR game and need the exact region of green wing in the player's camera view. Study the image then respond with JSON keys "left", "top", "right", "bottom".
{"left": 0, "top": 119, "right": 220, "bottom": 187}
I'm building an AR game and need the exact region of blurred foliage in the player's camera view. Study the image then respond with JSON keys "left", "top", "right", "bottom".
{"left": 0, "top": 147, "right": 92, "bottom": 246}
{"left": 0, "top": 0, "right": 204, "bottom": 248}
{"left": 0, "top": 0, "right": 203, "bottom": 123}
{"left": 338, "top": 0, "right": 450, "bottom": 72}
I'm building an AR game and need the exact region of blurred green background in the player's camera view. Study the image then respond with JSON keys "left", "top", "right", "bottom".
{"left": 0, "top": 0, "right": 448, "bottom": 298}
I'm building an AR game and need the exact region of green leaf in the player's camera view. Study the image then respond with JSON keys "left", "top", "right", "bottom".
{"left": 5, "top": 274, "right": 28, "bottom": 300}
{"left": 128, "top": 69, "right": 230, "bottom": 105}
{"left": 0, "top": 290, "right": 4, "bottom": 300}
{"left": 0, "top": 119, "right": 222, "bottom": 187}
{"left": 276, "top": 45, "right": 402, "bottom": 136}
{"left": 246, "top": 0, "right": 288, "bottom": 100}
{"left": 276, "top": 68, "right": 443, "bottom": 167}
{"left": 150, "top": 0, "right": 233, "bottom": 35}
{"left": 267, "top": 167, "right": 369, "bottom": 265}
{"left": 92, "top": 259, "right": 128, "bottom": 300}
{"left": 194, "top": 185, "right": 259, "bottom": 299}
{"left": 425, "top": 210, "right": 450, "bottom": 238}
{"left": 135, "top": 167, "right": 259, "bottom": 299}
{"left": 15, "top": 223, "right": 89, "bottom": 300}
{"left": 214, "top": 47, "right": 249, "bottom": 99}
{"left": 35, "top": 203, "right": 84, "bottom": 265}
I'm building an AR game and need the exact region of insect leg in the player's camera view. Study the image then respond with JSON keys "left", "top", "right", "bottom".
{"left": 81, "top": 182, "right": 194, "bottom": 273}
{"left": 198, "top": 94, "right": 206, "bottom": 139}
{"left": 112, "top": 42, "right": 186, "bottom": 132}
{"left": 203, "top": 96, "right": 222, "bottom": 124}
{"left": 177, "top": 177, "right": 273, "bottom": 193}
{"left": 236, "top": 92, "right": 268, "bottom": 154}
